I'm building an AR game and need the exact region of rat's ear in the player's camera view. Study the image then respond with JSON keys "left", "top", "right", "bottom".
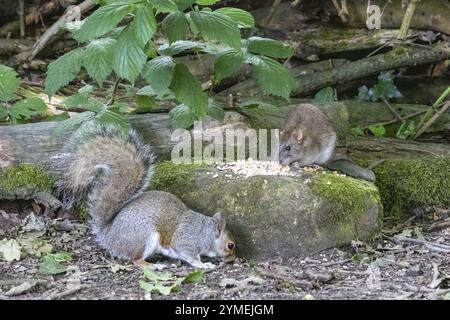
{"left": 294, "top": 128, "right": 303, "bottom": 144}
{"left": 213, "top": 212, "right": 226, "bottom": 237}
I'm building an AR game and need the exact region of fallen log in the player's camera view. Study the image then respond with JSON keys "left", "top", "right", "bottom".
{"left": 219, "top": 42, "right": 450, "bottom": 98}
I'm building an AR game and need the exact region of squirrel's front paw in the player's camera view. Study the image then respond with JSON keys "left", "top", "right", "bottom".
{"left": 191, "top": 261, "right": 216, "bottom": 269}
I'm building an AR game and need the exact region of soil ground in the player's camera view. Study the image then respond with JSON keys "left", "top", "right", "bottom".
{"left": 1, "top": 203, "right": 450, "bottom": 300}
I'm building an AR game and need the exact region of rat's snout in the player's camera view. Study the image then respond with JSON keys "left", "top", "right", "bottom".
{"left": 279, "top": 145, "right": 292, "bottom": 165}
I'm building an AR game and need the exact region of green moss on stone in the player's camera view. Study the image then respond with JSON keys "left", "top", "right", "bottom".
{"left": 0, "top": 164, "right": 54, "bottom": 192}
{"left": 150, "top": 161, "right": 201, "bottom": 192}
{"left": 310, "top": 172, "right": 381, "bottom": 222}
{"left": 373, "top": 157, "right": 450, "bottom": 218}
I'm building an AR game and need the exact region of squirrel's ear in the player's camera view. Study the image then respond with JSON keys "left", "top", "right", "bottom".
{"left": 213, "top": 212, "right": 226, "bottom": 237}
{"left": 295, "top": 128, "right": 303, "bottom": 144}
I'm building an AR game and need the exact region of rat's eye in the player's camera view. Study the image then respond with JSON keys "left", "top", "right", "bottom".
{"left": 285, "top": 146, "right": 291, "bottom": 151}
{"left": 227, "top": 243, "right": 235, "bottom": 250}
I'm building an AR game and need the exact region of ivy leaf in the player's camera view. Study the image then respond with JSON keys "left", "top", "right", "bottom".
{"left": 45, "top": 48, "right": 84, "bottom": 99}
{"left": 368, "top": 125, "right": 386, "bottom": 137}
{"left": 162, "top": 12, "right": 189, "bottom": 43}
{"left": 152, "top": 0, "right": 179, "bottom": 13}
{"left": 314, "top": 87, "right": 336, "bottom": 103}
{"left": 169, "top": 103, "right": 196, "bottom": 128}
{"left": 142, "top": 56, "right": 175, "bottom": 98}
{"left": 170, "top": 63, "right": 208, "bottom": 117}
{"left": 72, "top": 1, "right": 132, "bottom": 42}
{"left": 246, "top": 37, "right": 293, "bottom": 59}
{"left": 356, "top": 85, "right": 371, "bottom": 101}
{"left": 183, "top": 270, "right": 204, "bottom": 283}
{"left": 370, "top": 73, "right": 402, "bottom": 101}
{"left": 214, "top": 48, "right": 243, "bottom": 82}
{"left": 0, "top": 65, "right": 21, "bottom": 102}
{"left": 131, "top": 3, "right": 157, "bottom": 47}
{"left": 9, "top": 97, "right": 48, "bottom": 124}
{"left": 189, "top": 11, "right": 241, "bottom": 49}
{"left": 83, "top": 38, "right": 116, "bottom": 87}
{"left": 214, "top": 7, "right": 255, "bottom": 28}
{"left": 246, "top": 54, "right": 294, "bottom": 99}
{"left": 0, "top": 239, "right": 21, "bottom": 262}
{"left": 112, "top": 27, "right": 147, "bottom": 83}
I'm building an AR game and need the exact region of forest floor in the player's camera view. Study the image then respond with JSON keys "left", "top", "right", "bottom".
{"left": 1, "top": 206, "right": 450, "bottom": 300}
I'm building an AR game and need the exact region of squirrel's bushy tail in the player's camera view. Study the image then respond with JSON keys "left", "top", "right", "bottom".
{"left": 58, "top": 123, "right": 155, "bottom": 227}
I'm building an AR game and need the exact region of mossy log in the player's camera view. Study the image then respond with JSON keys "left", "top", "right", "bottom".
{"left": 149, "top": 162, "right": 382, "bottom": 258}
{"left": 343, "top": 137, "right": 450, "bottom": 218}
{"left": 220, "top": 43, "right": 450, "bottom": 98}
{"left": 1, "top": 99, "right": 447, "bottom": 172}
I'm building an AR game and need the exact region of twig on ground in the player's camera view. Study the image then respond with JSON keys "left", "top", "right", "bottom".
{"left": 26, "top": 0, "right": 95, "bottom": 62}
{"left": 381, "top": 96, "right": 405, "bottom": 123}
{"left": 398, "top": 0, "right": 419, "bottom": 40}
{"left": 414, "top": 101, "right": 450, "bottom": 139}
{"left": 429, "top": 262, "right": 442, "bottom": 289}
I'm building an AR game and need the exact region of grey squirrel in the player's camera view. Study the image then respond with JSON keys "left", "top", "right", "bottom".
{"left": 57, "top": 123, "right": 236, "bottom": 269}
{"left": 279, "top": 103, "right": 376, "bottom": 182}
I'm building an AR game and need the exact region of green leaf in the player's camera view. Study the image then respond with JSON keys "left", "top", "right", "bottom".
{"left": 370, "top": 79, "right": 402, "bottom": 102}
{"left": 314, "top": 87, "right": 335, "bottom": 103}
{"left": 196, "top": 0, "right": 220, "bottom": 5}
{"left": 72, "top": 1, "right": 132, "bottom": 42}
{"left": 349, "top": 126, "right": 365, "bottom": 137}
{"left": 162, "top": 12, "right": 188, "bottom": 43}
{"left": 39, "top": 254, "right": 67, "bottom": 275}
{"left": 169, "top": 103, "right": 196, "bottom": 128}
{"left": 9, "top": 97, "right": 48, "bottom": 123}
{"left": 247, "top": 37, "right": 293, "bottom": 59}
{"left": 52, "top": 111, "right": 96, "bottom": 139}
{"left": 183, "top": 270, "right": 204, "bottom": 283}
{"left": 207, "top": 99, "right": 224, "bottom": 121}
{"left": 112, "top": 27, "right": 147, "bottom": 83}
{"left": 53, "top": 251, "right": 73, "bottom": 262}
{"left": 95, "top": 109, "right": 131, "bottom": 133}
{"left": 215, "top": 7, "right": 255, "bottom": 28}
{"left": 42, "top": 112, "right": 70, "bottom": 122}
{"left": 131, "top": 4, "right": 157, "bottom": 47}
{"left": 368, "top": 125, "right": 386, "bottom": 137}
{"left": 159, "top": 40, "right": 205, "bottom": 56}
{"left": 142, "top": 56, "right": 175, "bottom": 98}
{"left": 214, "top": 48, "right": 243, "bottom": 82}
{"left": 189, "top": 11, "right": 241, "bottom": 49}
{"left": 0, "top": 105, "right": 8, "bottom": 120}
{"left": 170, "top": 63, "right": 208, "bottom": 117}
{"left": 139, "top": 280, "right": 174, "bottom": 296}
{"left": 83, "top": 38, "right": 116, "bottom": 87}
{"left": 45, "top": 48, "right": 84, "bottom": 98}
{"left": 173, "top": 0, "right": 196, "bottom": 11}
{"left": 396, "top": 120, "right": 417, "bottom": 140}
{"left": 247, "top": 54, "right": 294, "bottom": 99}
{"left": 0, "top": 65, "right": 21, "bottom": 102}
{"left": 356, "top": 85, "right": 370, "bottom": 101}
{"left": 0, "top": 239, "right": 21, "bottom": 262}
{"left": 152, "top": 0, "right": 179, "bottom": 13}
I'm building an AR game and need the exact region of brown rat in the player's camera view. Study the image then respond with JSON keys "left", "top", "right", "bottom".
{"left": 279, "top": 103, "right": 337, "bottom": 166}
